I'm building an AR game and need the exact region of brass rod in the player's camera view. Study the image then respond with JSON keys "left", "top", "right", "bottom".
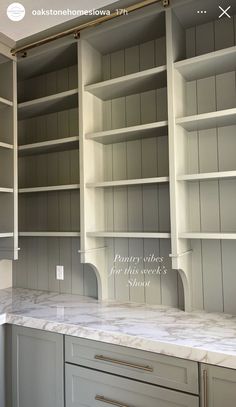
{"left": 11, "top": 0, "right": 168, "bottom": 56}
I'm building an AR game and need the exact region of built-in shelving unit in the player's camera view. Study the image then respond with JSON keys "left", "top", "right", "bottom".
{"left": 0, "top": 41, "right": 18, "bottom": 260}
{"left": 78, "top": 2, "right": 182, "bottom": 306}
{"left": 12, "top": 0, "right": 236, "bottom": 313}
{"left": 13, "top": 38, "right": 95, "bottom": 296}
{"left": 167, "top": 0, "right": 236, "bottom": 313}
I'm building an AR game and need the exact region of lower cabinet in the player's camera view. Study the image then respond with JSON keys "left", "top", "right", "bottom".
{"left": 200, "top": 363, "right": 236, "bottom": 407}
{"left": 10, "top": 327, "right": 236, "bottom": 407}
{"left": 12, "top": 325, "right": 64, "bottom": 407}
{"left": 66, "top": 364, "right": 199, "bottom": 407}
{"left": 65, "top": 336, "right": 200, "bottom": 407}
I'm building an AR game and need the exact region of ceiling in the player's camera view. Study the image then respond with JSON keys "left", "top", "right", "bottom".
{"left": 0, "top": 0, "right": 117, "bottom": 41}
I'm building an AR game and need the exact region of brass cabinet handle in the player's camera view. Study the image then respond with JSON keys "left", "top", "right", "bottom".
{"left": 95, "top": 395, "right": 131, "bottom": 407}
{"left": 94, "top": 354, "right": 153, "bottom": 372}
{"left": 203, "top": 369, "right": 208, "bottom": 407}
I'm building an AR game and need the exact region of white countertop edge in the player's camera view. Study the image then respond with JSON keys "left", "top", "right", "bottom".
{"left": 5, "top": 314, "right": 236, "bottom": 370}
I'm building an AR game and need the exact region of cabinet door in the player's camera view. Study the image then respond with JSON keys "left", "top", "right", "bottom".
{"left": 200, "top": 364, "right": 236, "bottom": 407}
{"left": 66, "top": 364, "right": 199, "bottom": 407}
{"left": 12, "top": 326, "right": 64, "bottom": 407}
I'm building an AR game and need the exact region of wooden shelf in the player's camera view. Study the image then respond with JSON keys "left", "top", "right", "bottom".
{"left": 19, "top": 232, "right": 80, "bottom": 237}
{"left": 18, "top": 89, "right": 78, "bottom": 119}
{"left": 19, "top": 184, "right": 80, "bottom": 193}
{"left": 175, "top": 46, "right": 236, "bottom": 81}
{"left": 0, "top": 187, "right": 13, "bottom": 193}
{"left": 87, "top": 232, "right": 170, "bottom": 238}
{"left": 178, "top": 171, "right": 236, "bottom": 182}
{"left": 87, "top": 177, "right": 169, "bottom": 188}
{"left": 0, "top": 142, "right": 13, "bottom": 150}
{"left": 85, "top": 66, "right": 167, "bottom": 100}
{"left": 0, "top": 97, "right": 13, "bottom": 109}
{"left": 179, "top": 233, "right": 236, "bottom": 240}
{"left": 19, "top": 136, "right": 79, "bottom": 155}
{"left": 0, "top": 233, "right": 14, "bottom": 238}
{"left": 86, "top": 121, "right": 168, "bottom": 144}
{"left": 176, "top": 108, "right": 236, "bottom": 132}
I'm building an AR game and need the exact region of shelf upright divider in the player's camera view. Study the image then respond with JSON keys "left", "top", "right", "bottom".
{"left": 166, "top": 8, "right": 193, "bottom": 311}
{"left": 78, "top": 38, "right": 108, "bottom": 300}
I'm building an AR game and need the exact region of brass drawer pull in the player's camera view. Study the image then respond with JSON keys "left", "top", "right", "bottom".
{"left": 95, "top": 395, "right": 131, "bottom": 407}
{"left": 203, "top": 369, "right": 208, "bottom": 407}
{"left": 94, "top": 354, "right": 153, "bottom": 372}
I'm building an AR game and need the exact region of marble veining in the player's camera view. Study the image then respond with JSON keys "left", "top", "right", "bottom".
{"left": 1, "top": 287, "right": 236, "bottom": 369}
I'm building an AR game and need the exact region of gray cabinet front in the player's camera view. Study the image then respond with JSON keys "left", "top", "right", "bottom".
{"left": 66, "top": 364, "right": 199, "bottom": 407}
{"left": 12, "top": 326, "right": 64, "bottom": 407}
{"left": 65, "top": 336, "right": 199, "bottom": 394}
{"left": 201, "top": 364, "right": 236, "bottom": 407}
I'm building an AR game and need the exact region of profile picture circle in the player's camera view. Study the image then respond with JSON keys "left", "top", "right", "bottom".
{"left": 7, "top": 3, "right": 25, "bottom": 21}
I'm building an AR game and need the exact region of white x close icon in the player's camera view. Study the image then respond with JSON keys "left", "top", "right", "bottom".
{"left": 219, "top": 5, "right": 231, "bottom": 18}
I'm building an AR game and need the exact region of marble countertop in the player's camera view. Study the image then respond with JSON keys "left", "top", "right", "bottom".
{"left": 1, "top": 287, "right": 236, "bottom": 369}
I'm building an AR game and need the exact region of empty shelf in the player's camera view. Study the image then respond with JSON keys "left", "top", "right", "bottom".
{"left": 87, "top": 232, "right": 170, "bottom": 238}
{"left": 0, "top": 233, "right": 13, "bottom": 238}
{"left": 175, "top": 46, "right": 236, "bottom": 81}
{"left": 19, "top": 184, "right": 80, "bottom": 193}
{"left": 86, "top": 121, "right": 168, "bottom": 144}
{"left": 18, "top": 89, "right": 78, "bottom": 119}
{"left": 178, "top": 171, "right": 236, "bottom": 182}
{"left": 176, "top": 108, "right": 236, "bottom": 132}
{"left": 85, "top": 66, "right": 167, "bottom": 100}
{"left": 0, "top": 97, "right": 13, "bottom": 109}
{"left": 19, "top": 232, "right": 80, "bottom": 237}
{"left": 87, "top": 177, "right": 169, "bottom": 188}
{"left": 0, "top": 187, "right": 13, "bottom": 193}
{"left": 0, "top": 142, "right": 13, "bottom": 150}
{"left": 179, "top": 233, "right": 236, "bottom": 240}
{"left": 19, "top": 136, "right": 79, "bottom": 155}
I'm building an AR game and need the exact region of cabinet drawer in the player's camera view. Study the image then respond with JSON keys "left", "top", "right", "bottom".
{"left": 66, "top": 364, "right": 199, "bottom": 407}
{"left": 65, "top": 336, "right": 199, "bottom": 394}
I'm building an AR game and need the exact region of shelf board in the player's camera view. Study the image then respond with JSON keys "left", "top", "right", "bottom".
{"left": 0, "top": 142, "right": 13, "bottom": 150}
{"left": 0, "top": 97, "right": 13, "bottom": 109}
{"left": 87, "top": 177, "right": 169, "bottom": 188}
{"left": 19, "top": 232, "right": 80, "bottom": 237}
{"left": 86, "top": 121, "right": 168, "bottom": 144}
{"left": 0, "top": 233, "right": 14, "bottom": 238}
{"left": 175, "top": 46, "right": 236, "bottom": 81}
{"left": 178, "top": 171, "right": 236, "bottom": 182}
{"left": 85, "top": 66, "right": 167, "bottom": 100}
{"left": 179, "top": 233, "right": 236, "bottom": 240}
{"left": 19, "top": 136, "right": 79, "bottom": 155}
{"left": 19, "top": 184, "right": 80, "bottom": 193}
{"left": 87, "top": 232, "right": 170, "bottom": 238}
{"left": 176, "top": 108, "right": 236, "bottom": 132}
{"left": 0, "top": 187, "right": 13, "bottom": 193}
{"left": 18, "top": 88, "right": 78, "bottom": 119}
